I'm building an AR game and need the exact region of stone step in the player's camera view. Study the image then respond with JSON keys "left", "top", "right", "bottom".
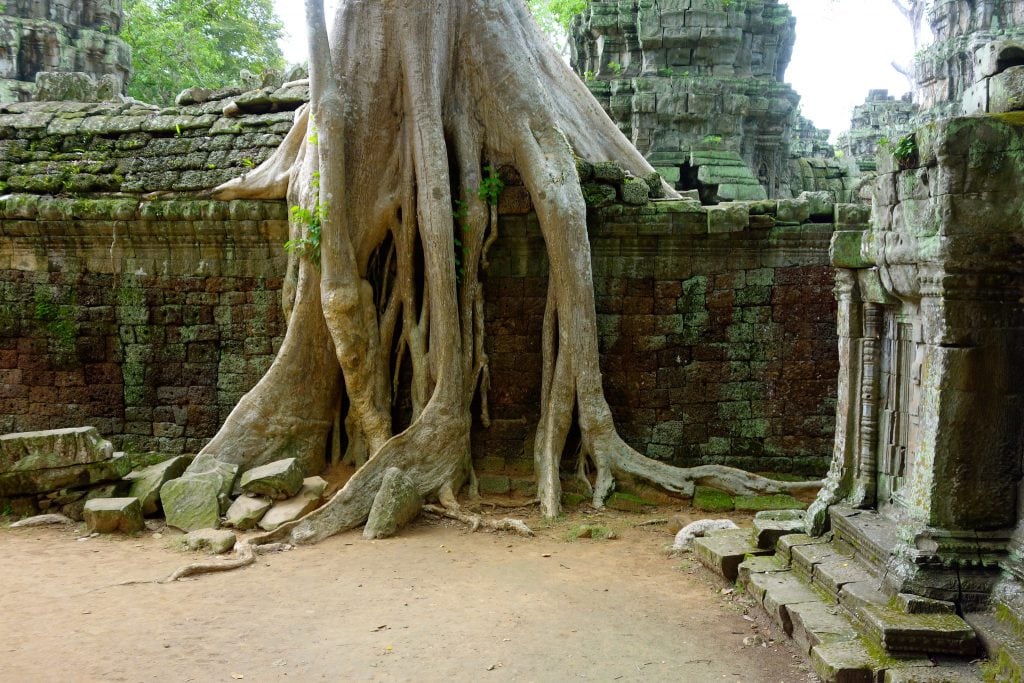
{"left": 966, "top": 609, "right": 1024, "bottom": 682}
{"left": 776, "top": 532, "right": 831, "bottom": 563}
{"left": 857, "top": 603, "right": 978, "bottom": 656}
{"left": 691, "top": 527, "right": 771, "bottom": 582}
{"left": 752, "top": 509, "right": 806, "bottom": 549}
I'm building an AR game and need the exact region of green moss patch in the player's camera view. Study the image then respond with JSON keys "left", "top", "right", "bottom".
{"left": 606, "top": 491, "right": 658, "bottom": 513}
{"left": 692, "top": 486, "right": 735, "bottom": 512}
{"left": 734, "top": 494, "right": 806, "bottom": 512}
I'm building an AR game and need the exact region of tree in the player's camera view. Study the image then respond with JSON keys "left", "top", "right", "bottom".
{"left": 122, "top": 0, "right": 285, "bottom": 104}
{"left": 204, "top": 0, "right": 819, "bottom": 551}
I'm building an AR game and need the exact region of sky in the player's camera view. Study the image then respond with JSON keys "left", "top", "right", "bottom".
{"left": 271, "top": 0, "right": 917, "bottom": 139}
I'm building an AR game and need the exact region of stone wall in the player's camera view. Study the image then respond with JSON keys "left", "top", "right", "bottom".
{"left": 0, "top": 89, "right": 844, "bottom": 477}
{"left": 0, "top": 196, "right": 288, "bottom": 454}
{"left": 477, "top": 195, "right": 849, "bottom": 477}
{"left": 0, "top": 0, "right": 131, "bottom": 102}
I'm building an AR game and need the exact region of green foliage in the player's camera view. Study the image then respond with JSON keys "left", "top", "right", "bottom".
{"left": 607, "top": 60, "right": 623, "bottom": 75}
{"left": 583, "top": 70, "right": 595, "bottom": 82}
{"left": 657, "top": 67, "right": 674, "bottom": 78}
{"left": 527, "top": 0, "right": 589, "bottom": 37}
{"left": 285, "top": 197, "right": 324, "bottom": 267}
{"left": 477, "top": 165, "right": 504, "bottom": 206}
{"left": 879, "top": 133, "right": 918, "bottom": 167}
{"left": 702, "top": 134, "right": 723, "bottom": 145}
{"left": 122, "top": 0, "right": 285, "bottom": 104}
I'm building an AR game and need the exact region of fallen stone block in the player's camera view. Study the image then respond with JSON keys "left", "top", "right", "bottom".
{"left": 240, "top": 457, "right": 303, "bottom": 500}
{"left": 183, "top": 454, "right": 239, "bottom": 509}
{"left": 0, "top": 427, "right": 128, "bottom": 496}
{"left": 363, "top": 467, "right": 422, "bottom": 540}
{"left": 224, "top": 495, "right": 272, "bottom": 530}
{"left": 259, "top": 477, "right": 327, "bottom": 531}
{"left": 692, "top": 527, "right": 770, "bottom": 581}
{"left": 83, "top": 497, "right": 144, "bottom": 534}
{"left": 0, "top": 427, "right": 113, "bottom": 472}
{"left": 124, "top": 455, "right": 193, "bottom": 516}
{"left": 184, "top": 528, "right": 237, "bottom": 554}
{"left": 161, "top": 476, "right": 222, "bottom": 532}
{"left": 753, "top": 509, "right": 806, "bottom": 549}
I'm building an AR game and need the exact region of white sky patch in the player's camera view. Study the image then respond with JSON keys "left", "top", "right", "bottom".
{"left": 272, "top": 0, "right": 917, "bottom": 140}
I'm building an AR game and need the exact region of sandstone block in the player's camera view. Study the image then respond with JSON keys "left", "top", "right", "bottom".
{"left": 363, "top": 467, "right": 422, "bottom": 540}
{"left": 258, "top": 477, "right": 327, "bottom": 531}
{"left": 0, "top": 427, "right": 113, "bottom": 473}
{"left": 182, "top": 454, "right": 239, "bottom": 511}
{"left": 239, "top": 458, "right": 303, "bottom": 500}
{"left": 161, "top": 476, "right": 221, "bottom": 532}
{"left": 224, "top": 495, "right": 272, "bottom": 530}
{"left": 124, "top": 455, "right": 193, "bottom": 516}
{"left": 83, "top": 497, "right": 144, "bottom": 534}
{"left": 184, "top": 528, "right": 237, "bottom": 554}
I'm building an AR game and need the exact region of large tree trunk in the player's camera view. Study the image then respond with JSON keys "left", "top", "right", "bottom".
{"left": 208, "top": 0, "right": 821, "bottom": 547}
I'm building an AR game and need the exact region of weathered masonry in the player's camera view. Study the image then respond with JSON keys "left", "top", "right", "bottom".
{"left": 0, "top": 0, "right": 132, "bottom": 102}
{"left": 0, "top": 86, "right": 844, "bottom": 478}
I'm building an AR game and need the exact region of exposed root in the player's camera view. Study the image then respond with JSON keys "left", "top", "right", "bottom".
{"left": 422, "top": 504, "right": 533, "bottom": 537}
{"left": 9, "top": 514, "right": 75, "bottom": 528}
{"left": 160, "top": 540, "right": 256, "bottom": 583}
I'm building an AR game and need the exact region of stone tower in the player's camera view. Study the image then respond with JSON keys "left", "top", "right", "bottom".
{"left": 0, "top": 0, "right": 132, "bottom": 102}
{"left": 570, "top": 0, "right": 852, "bottom": 201}
{"left": 915, "top": 0, "right": 1024, "bottom": 118}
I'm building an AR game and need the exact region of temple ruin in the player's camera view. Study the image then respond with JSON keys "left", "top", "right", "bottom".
{"left": 1, "top": 1, "right": 1023, "bottom": 680}
{"left": 0, "top": 0, "right": 131, "bottom": 102}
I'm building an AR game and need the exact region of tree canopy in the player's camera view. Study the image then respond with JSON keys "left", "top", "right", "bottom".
{"left": 527, "top": 0, "right": 589, "bottom": 37}
{"left": 122, "top": 0, "right": 286, "bottom": 104}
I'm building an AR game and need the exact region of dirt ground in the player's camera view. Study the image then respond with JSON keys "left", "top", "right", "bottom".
{"left": 0, "top": 504, "right": 817, "bottom": 682}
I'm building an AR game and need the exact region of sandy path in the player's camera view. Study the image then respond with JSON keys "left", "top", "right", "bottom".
{"left": 0, "top": 510, "right": 813, "bottom": 682}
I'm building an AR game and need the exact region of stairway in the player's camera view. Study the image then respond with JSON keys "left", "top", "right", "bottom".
{"left": 692, "top": 514, "right": 985, "bottom": 682}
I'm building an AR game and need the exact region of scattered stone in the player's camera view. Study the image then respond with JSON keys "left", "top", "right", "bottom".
{"left": 83, "top": 497, "right": 144, "bottom": 534}
{"left": 692, "top": 528, "right": 770, "bottom": 581}
{"left": 184, "top": 528, "right": 237, "bottom": 554}
{"left": 592, "top": 161, "right": 625, "bottom": 183}
{"left": 752, "top": 509, "right": 807, "bottom": 549}
{"left": 183, "top": 454, "right": 239, "bottom": 505}
{"left": 161, "top": 476, "right": 222, "bottom": 532}
{"left": 259, "top": 477, "right": 327, "bottom": 532}
{"left": 620, "top": 176, "right": 651, "bottom": 205}
{"left": 363, "top": 468, "right": 423, "bottom": 540}
{"left": 240, "top": 458, "right": 303, "bottom": 500}
{"left": 743, "top": 634, "right": 767, "bottom": 647}
{"left": 124, "top": 455, "right": 193, "bottom": 516}
{"left": 672, "top": 518, "right": 739, "bottom": 551}
{"left": 224, "top": 495, "right": 272, "bottom": 530}
{"left": 9, "top": 513, "right": 74, "bottom": 528}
